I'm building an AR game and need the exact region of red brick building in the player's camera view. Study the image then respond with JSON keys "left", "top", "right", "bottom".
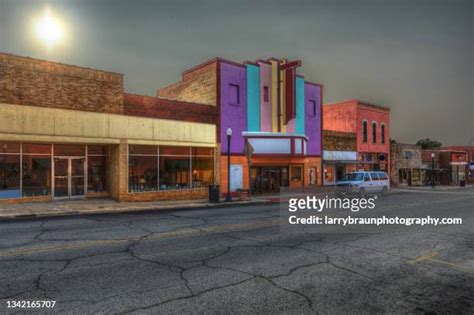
{"left": 323, "top": 99, "right": 390, "bottom": 176}
{"left": 421, "top": 148, "right": 470, "bottom": 185}
{"left": 439, "top": 147, "right": 470, "bottom": 185}
{"left": 442, "top": 146, "right": 474, "bottom": 183}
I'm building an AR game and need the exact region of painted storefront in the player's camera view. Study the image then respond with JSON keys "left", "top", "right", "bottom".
{"left": 159, "top": 58, "right": 323, "bottom": 194}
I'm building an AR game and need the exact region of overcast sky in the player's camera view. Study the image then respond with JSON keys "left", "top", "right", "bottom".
{"left": 1, "top": 0, "right": 473, "bottom": 145}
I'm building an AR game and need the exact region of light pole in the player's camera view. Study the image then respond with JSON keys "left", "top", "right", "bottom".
{"left": 225, "top": 128, "right": 233, "bottom": 202}
{"left": 431, "top": 152, "right": 435, "bottom": 189}
{"left": 2, "top": 144, "right": 7, "bottom": 189}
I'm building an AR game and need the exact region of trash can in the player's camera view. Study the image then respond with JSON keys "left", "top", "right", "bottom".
{"left": 460, "top": 180, "right": 466, "bottom": 187}
{"left": 209, "top": 185, "right": 220, "bottom": 203}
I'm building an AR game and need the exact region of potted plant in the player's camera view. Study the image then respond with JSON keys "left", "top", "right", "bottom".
{"left": 236, "top": 188, "right": 250, "bottom": 201}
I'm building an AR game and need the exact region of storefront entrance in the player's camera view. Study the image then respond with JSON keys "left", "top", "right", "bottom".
{"left": 54, "top": 157, "right": 85, "bottom": 199}
{"left": 250, "top": 166, "right": 289, "bottom": 193}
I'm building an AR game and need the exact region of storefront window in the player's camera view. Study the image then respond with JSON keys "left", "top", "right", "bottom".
{"left": 22, "top": 144, "right": 51, "bottom": 155}
{"left": 54, "top": 144, "right": 85, "bottom": 156}
{"left": 0, "top": 154, "right": 21, "bottom": 199}
{"left": 128, "top": 145, "right": 215, "bottom": 193}
{"left": 191, "top": 158, "right": 213, "bottom": 188}
{"left": 324, "top": 165, "right": 334, "bottom": 183}
{"left": 191, "top": 147, "right": 214, "bottom": 188}
{"left": 88, "top": 145, "right": 108, "bottom": 156}
{"left": 160, "top": 146, "right": 190, "bottom": 190}
{"left": 0, "top": 142, "right": 21, "bottom": 154}
{"left": 129, "top": 145, "right": 158, "bottom": 192}
{"left": 291, "top": 166, "right": 302, "bottom": 182}
{"left": 88, "top": 146, "right": 108, "bottom": 193}
{"left": 22, "top": 155, "right": 51, "bottom": 197}
{"left": 88, "top": 156, "right": 107, "bottom": 193}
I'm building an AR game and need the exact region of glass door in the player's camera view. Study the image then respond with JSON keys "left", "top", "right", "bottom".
{"left": 54, "top": 157, "right": 85, "bottom": 199}
{"left": 54, "top": 158, "right": 69, "bottom": 198}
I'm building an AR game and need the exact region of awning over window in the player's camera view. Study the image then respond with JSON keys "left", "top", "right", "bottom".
{"left": 242, "top": 132, "right": 307, "bottom": 155}
{"left": 323, "top": 150, "right": 357, "bottom": 162}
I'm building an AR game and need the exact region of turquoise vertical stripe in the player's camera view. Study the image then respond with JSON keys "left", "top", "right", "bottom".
{"left": 246, "top": 64, "right": 260, "bottom": 131}
{"left": 295, "top": 77, "right": 305, "bottom": 134}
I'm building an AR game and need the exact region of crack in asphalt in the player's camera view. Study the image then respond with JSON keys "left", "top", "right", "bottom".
{"left": 1, "top": 194, "right": 473, "bottom": 313}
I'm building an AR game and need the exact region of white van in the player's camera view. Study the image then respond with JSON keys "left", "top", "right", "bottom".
{"left": 335, "top": 171, "right": 390, "bottom": 197}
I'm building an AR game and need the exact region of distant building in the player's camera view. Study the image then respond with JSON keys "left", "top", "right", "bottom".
{"left": 390, "top": 143, "right": 422, "bottom": 186}
{"left": 421, "top": 149, "right": 443, "bottom": 186}
{"left": 421, "top": 148, "right": 469, "bottom": 185}
{"left": 441, "top": 146, "right": 474, "bottom": 184}
{"left": 322, "top": 130, "right": 357, "bottom": 185}
{"left": 439, "top": 149, "right": 469, "bottom": 185}
{"left": 323, "top": 99, "right": 390, "bottom": 175}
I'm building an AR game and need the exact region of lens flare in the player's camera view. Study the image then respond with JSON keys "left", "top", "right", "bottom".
{"left": 35, "top": 8, "right": 63, "bottom": 48}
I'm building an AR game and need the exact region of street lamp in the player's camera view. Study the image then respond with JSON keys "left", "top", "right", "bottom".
{"left": 431, "top": 152, "right": 435, "bottom": 189}
{"left": 2, "top": 144, "right": 7, "bottom": 189}
{"left": 225, "top": 128, "right": 233, "bottom": 202}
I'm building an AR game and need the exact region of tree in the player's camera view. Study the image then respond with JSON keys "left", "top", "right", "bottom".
{"left": 416, "top": 138, "right": 442, "bottom": 149}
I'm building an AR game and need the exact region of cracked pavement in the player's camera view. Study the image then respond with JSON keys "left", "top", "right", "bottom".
{"left": 0, "top": 188, "right": 473, "bottom": 314}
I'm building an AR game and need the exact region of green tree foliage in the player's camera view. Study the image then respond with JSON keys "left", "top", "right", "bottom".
{"left": 416, "top": 138, "right": 442, "bottom": 149}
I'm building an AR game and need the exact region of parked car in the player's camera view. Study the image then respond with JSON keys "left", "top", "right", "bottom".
{"left": 336, "top": 171, "right": 390, "bottom": 197}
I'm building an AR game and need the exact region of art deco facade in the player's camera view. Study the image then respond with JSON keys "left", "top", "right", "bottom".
{"left": 158, "top": 58, "right": 323, "bottom": 194}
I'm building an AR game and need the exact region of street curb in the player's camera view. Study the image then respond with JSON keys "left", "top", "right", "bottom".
{"left": 0, "top": 189, "right": 411, "bottom": 222}
{"left": 0, "top": 199, "right": 280, "bottom": 222}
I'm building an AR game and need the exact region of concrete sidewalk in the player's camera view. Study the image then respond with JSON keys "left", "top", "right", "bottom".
{"left": 0, "top": 196, "right": 282, "bottom": 221}
{"left": 394, "top": 185, "right": 473, "bottom": 191}
{"left": 0, "top": 188, "right": 340, "bottom": 221}
{"left": 1, "top": 186, "right": 458, "bottom": 221}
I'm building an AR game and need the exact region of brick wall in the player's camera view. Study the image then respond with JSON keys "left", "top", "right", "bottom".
{"left": 0, "top": 53, "right": 124, "bottom": 114}
{"left": 123, "top": 93, "right": 218, "bottom": 124}
{"left": 356, "top": 103, "right": 390, "bottom": 155}
{"left": 323, "top": 100, "right": 358, "bottom": 133}
{"left": 157, "top": 60, "right": 217, "bottom": 106}
{"left": 322, "top": 130, "right": 356, "bottom": 151}
{"left": 121, "top": 188, "right": 208, "bottom": 202}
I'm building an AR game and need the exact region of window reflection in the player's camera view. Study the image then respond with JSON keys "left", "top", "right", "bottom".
{"left": 88, "top": 156, "right": 107, "bottom": 193}
{"left": 159, "top": 157, "right": 190, "bottom": 190}
{"left": 129, "top": 155, "right": 158, "bottom": 192}
{"left": 128, "top": 145, "right": 214, "bottom": 193}
{"left": 22, "top": 155, "right": 51, "bottom": 197}
{"left": 191, "top": 157, "right": 213, "bottom": 188}
{"left": 0, "top": 154, "right": 21, "bottom": 199}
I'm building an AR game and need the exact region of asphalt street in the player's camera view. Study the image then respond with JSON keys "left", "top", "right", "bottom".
{"left": 0, "top": 188, "right": 473, "bottom": 314}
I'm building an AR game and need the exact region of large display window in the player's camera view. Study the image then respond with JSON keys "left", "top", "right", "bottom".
{"left": 128, "top": 145, "right": 214, "bottom": 193}
{"left": 88, "top": 146, "right": 108, "bottom": 193}
{"left": 0, "top": 152, "right": 21, "bottom": 199}
{"left": 0, "top": 142, "right": 112, "bottom": 200}
{"left": 129, "top": 146, "right": 158, "bottom": 193}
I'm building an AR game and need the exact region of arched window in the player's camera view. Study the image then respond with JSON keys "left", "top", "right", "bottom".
{"left": 372, "top": 122, "right": 377, "bottom": 144}
{"left": 362, "top": 121, "right": 368, "bottom": 143}
{"left": 381, "top": 124, "right": 386, "bottom": 144}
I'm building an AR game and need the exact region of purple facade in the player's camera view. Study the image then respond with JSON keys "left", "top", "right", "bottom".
{"left": 305, "top": 83, "right": 322, "bottom": 156}
{"left": 220, "top": 62, "right": 247, "bottom": 154}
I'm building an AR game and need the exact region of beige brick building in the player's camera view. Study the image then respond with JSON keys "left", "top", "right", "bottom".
{"left": 0, "top": 53, "right": 218, "bottom": 203}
